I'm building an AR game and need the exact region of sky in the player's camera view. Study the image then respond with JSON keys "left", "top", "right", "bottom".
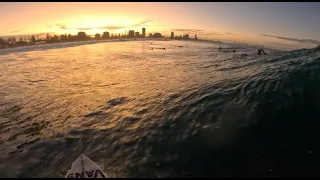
{"left": 0, "top": 2, "right": 320, "bottom": 50}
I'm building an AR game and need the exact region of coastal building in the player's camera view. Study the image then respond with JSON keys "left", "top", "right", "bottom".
{"left": 171, "top": 32, "right": 174, "bottom": 39}
{"left": 142, "top": 28, "right": 146, "bottom": 38}
{"left": 77, "top": 32, "right": 86, "bottom": 40}
{"left": 128, "top": 30, "right": 135, "bottom": 38}
{"left": 95, "top": 33, "right": 101, "bottom": 39}
{"left": 135, "top": 32, "right": 140, "bottom": 37}
{"left": 149, "top": 33, "right": 152, "bottom": 38}
{"left": 153, "top": 33, "right": 162, "bottom": 38}
{"left": 102, "top": 31, "right": 110, "bottom": 39}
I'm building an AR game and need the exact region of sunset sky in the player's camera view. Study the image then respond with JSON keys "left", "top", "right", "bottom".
{"left": 1, "top": 2, "right": 319, "bottom": 50}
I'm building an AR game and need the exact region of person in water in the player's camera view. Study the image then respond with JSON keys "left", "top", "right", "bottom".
{"left": 218, "top": 47, "right": 222, "bottom": 50}
{"left": 257, "top": 48, "right": 267, "bottom": 55}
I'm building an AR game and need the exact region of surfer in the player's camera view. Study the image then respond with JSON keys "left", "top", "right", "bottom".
{"left": 257, "top": 48, "right": 267, "bottom": 55}
{"left": 218, "top": 47, "right": 222, "bottom": 50}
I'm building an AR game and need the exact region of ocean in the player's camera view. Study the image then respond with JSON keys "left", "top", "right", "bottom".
{"left": 0, "top": 39, "right": 320, "bottom": 177}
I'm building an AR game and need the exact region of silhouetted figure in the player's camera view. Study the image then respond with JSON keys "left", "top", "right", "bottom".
{"left": 241, "top": 53, "right": 248, "bottom": 56}
{"left": 218, "top": 47, "right": 222, "bottom": 50}
{"left": 233, "top": 50, "right": 236, "bottom": 52}
{"left": 257, "top": 49, "right": 267, "bottom": 55}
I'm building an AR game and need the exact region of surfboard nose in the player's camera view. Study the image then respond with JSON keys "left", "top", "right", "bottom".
{"left": 65, "top": 154, "right": 108, "bottom": 178}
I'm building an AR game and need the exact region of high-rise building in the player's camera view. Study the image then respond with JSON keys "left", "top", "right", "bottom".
{"left": 171, "top": 32, "right": 174, "bottom": 39}
{"left": 95, "top": 33, "right": 101, "bottom": 39}
{"left": 102, "top": 31, "right": 110, "bottom": 39}
{"left": 153, "top": 33, "right": 162, "bottom": 38}
{"left": 149, "top": 33, "right": 152, "bottom": 38}
{"left": 142, "top": 28, "right": 146, "bottom": 38}
{"left": 77, "top": 32, "right": 86, "bottom": 40}
{"left": 135, "top": 32, "right": 140, "bottom": 37}
{"left": 128, "top": 30, "right": 135, "bottom": 38}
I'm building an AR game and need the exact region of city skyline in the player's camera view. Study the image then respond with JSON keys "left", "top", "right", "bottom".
{"left": 0, "top": 26, "right": 201, "bottom": 50}
{"left": 1, "top": 2, "right": 320, "bottom": 50}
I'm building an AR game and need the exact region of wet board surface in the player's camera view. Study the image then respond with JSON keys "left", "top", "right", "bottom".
{"left": 65, "top": 154, "right": 108, "bottom": 178}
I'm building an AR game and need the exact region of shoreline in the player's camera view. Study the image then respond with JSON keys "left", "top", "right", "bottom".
{"left": 0, "top": 37, "right": 206, "bottom": 51}
{"left": 0, "top": 37, "right": 286, "bottom": 53}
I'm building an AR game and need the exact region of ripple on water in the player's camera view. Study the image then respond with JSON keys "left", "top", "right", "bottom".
{"left": 1, "top": 41, "right": 320, "bottom": 177}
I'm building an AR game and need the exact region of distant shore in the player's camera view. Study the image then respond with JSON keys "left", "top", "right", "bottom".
{"left": 0, "top": 36, "right": 289, "bottom": 53}
{"left": 0, "top": 36, "right": 225, "bottom": 52}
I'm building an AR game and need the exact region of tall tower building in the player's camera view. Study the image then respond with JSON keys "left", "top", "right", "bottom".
{"left": 142, "top": 28, "right": 146, "bottom": 38}
{"left": 128, "top": 30, "right": 135, "bottom": 38}
{"left": 171, "top": 32, "right": 174, "bottom": 39}
{"left": 102, "top": 31, "right": 110, "bottom": 39}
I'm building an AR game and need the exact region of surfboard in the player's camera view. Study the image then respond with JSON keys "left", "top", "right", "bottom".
{"left": 65, "top": 154, "right": 108, "bottom": 178}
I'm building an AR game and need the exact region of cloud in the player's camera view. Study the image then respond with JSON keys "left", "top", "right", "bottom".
{"left": 225, "top": 32, "right": 239, "bottom": 35}
{"left": 48, "top": 20, "right": 154, "bottom": 32}
{"left": 261, "top": 34, "right": 320, "bottom": 45}
{"left": 11, "top": 30, "right": 20, "bottom": 33}
{"left": 96, "top": 20, "right": 153, "bottom": 31}
{"left": 77, "top": 27, "right": 93, "bottom": 31}
{"left": 201, "top": 32, "right": 224, "bottom": 36}
{"left": 55, "top": 23, "right": 68, "bottom": 30}
{"left": 46, "top": 25, "right": 53, "bottom": 28}
{"left": 172, "top": 29, "right": 204, "bottom": 32}
{"left": 132, "top": 20, "right": 152, "bottom": 27}
{"left": 55, "top": 23, "right": 65, "bottom": 27}
{"left": 97, "top": 25, "right": 126, "bottom": 30}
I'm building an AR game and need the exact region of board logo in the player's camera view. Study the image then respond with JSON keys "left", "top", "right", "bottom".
{"left": 66, "top": 170, "right": 106, "bottom": 178}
